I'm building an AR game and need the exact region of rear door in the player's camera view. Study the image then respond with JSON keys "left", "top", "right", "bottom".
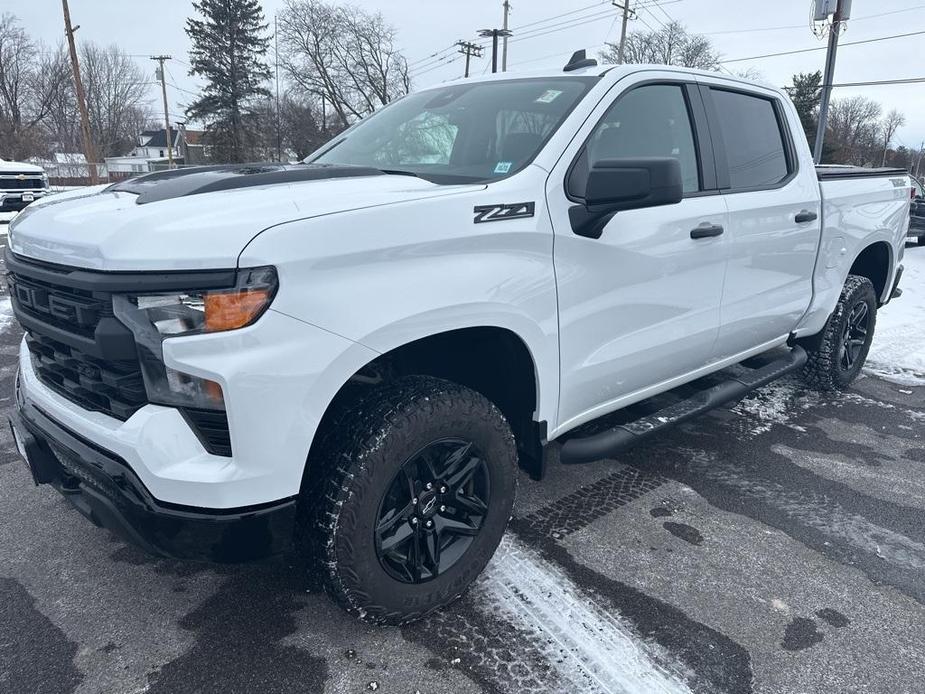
{"left": 698, "top": 79, "right": 822, "bottom": 360}
{"left": 547, "top": 73, "right": 729, "bottom": 432}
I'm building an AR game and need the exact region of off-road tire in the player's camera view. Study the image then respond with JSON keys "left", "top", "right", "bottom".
{"left": 802, "top": 274, "right": 878, "bottom": 391}
{"left": 301, "top": 375, "right": 517, "bottom": 625}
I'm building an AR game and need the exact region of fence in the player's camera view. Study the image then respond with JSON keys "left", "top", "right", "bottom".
{"left": 47, "top": 163, "right": 202, "bottom": 190}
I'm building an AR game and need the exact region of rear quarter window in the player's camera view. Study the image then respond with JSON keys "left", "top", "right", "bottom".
{"left": 710, "top": 88, "right": 790, "bottom": 190}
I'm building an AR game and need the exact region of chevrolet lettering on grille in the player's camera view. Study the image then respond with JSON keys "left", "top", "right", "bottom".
{"left": 11, "top": 280, "right": 100, "bottom": 329}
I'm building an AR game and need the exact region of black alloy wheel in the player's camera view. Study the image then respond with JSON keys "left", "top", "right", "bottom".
{"left": 375, "top": 439, "right": 490, "bottom": 584}
{"left": 839, "top": 300, "right": 870, "bottom": 372}
{"left": 802, "top": 274, "right": 877, "bottom": 391}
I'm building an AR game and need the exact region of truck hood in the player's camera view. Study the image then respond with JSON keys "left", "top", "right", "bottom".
{"left": 9, "top": 167, "right": 483, "bottom": 271}
{"left": 0, "top": 158, "right": 44, "bottom": 174}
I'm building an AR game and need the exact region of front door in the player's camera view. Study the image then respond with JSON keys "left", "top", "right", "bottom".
{"left": 547, "top": 76, "right": 729, "bottom": 433}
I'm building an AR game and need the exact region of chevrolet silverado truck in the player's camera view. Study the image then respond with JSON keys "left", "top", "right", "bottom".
{"left": 7, "top": 54, "right": 910, "bottom": 624}
{"left": 0, "top": 158, "right": 49, "bottom": 213}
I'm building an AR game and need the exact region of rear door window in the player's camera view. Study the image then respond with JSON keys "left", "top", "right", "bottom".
{"left": 709, "top": 89, "right": 790, "bottom": 190}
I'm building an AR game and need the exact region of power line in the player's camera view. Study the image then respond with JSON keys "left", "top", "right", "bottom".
{"left": 705, "top": 4, "right": 925, "bottom": 36}
{"left": 410, "top": 43, "right": 484, "bottom": 74}
{"left": 407, "top": 45, "right": 458, "bottom": 68}
{"left": 508, "top": 11, "right": 615, "bottom": 44}
{"left": 721, "top": 28, "right": 925, "bottom": 64}
{"left": 649, "top": 0, "right": 675, "bottom": 24}
{"left": 512, "top": 1, "right": 610, "bottom": 31}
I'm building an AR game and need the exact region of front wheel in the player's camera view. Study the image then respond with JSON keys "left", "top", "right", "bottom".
{"left": 801, "top": 274, "right": 877, "bottom": 390}
{"left": 303, "top": 376, "right": 517, "bottom": 624}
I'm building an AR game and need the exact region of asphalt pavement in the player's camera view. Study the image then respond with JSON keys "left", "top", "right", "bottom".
{"left": 2, "top": 235, "right": 924, "bottom": 694}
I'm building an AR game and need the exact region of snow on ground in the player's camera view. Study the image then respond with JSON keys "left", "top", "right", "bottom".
{"left": 0, "top": 298, "right": 12, "bottom": 333}
{"left": 478, "top": 536, "right": 694, "bottom": 693}
{"left": 866, "top": 244, "right": 925, "bottom": 386}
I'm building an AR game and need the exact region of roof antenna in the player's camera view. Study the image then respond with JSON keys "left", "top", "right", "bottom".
{"left": 563, "top": 49, "right": 598, "bottom": 72}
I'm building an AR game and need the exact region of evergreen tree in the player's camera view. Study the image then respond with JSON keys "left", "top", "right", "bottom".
{"left": 186, "top": 0, "right": 271, "bottom": 162}
{"left": 785, "top": 71, "right": 822, "bottom": 151}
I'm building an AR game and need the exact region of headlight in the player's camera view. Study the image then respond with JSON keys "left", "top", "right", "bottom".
{"left": 113, "top": 266, "right": 278, "bottom": 411}
{"left": 41, "top": 172, "right": 49, "bottom": 188}
{"left": 130, "top": 266, "right": 278, "bottom": 337}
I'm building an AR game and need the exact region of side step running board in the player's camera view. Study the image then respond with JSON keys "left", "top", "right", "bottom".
{"left": 559, "top": 346, "right": 807, "bottom": 465}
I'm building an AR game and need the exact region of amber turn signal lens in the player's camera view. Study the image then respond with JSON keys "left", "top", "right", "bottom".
{"left": 204, "top": 289, "right": 272, "bottom": 332}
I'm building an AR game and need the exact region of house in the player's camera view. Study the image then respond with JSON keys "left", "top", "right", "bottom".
{"left": 105, "top": 126, "right": 207, "bottom": 177}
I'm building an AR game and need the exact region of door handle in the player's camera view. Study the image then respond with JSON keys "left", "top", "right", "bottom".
{"left": 795, "top": 209, "right": 818, "bottom": 223}
{"left": 690, "top": 223, "right": 724, "bottom": 239}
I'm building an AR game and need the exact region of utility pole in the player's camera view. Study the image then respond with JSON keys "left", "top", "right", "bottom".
{"left": 151, "top": 55, "right": 175, "bottom": 168}
{"left": 501, "top": 1, "right": 511, "bottom": 72}
{"left": 478, "top": 28, "right": 512, "bottom": 74}
{"left": 456, "top": 41, "right": 483, "bottom": 78}
{"left": 614, "top": 0, "right": 633, "bottom": 65}
{"left": 813, "top": 0, "right": 850, "bottom": 164}
{"left": 274, "top": 14, "right": 282, "bottom": 162}
{"left": 61, "top": 0, "right": 98, "bottom": 185}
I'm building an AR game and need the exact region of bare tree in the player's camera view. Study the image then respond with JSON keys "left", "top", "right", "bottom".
{"left": 826, "top": 96, "right": 882, "bottom": 165}
{"left": 279, "top": 0, "right": 410, "bottom": 128}
{"left": 879, "top": 108, "right": 906, "bottom": 166}
{"left": 603, "top": 21, "right": 720, "bottom": 70}
{"left": 80, "top": 44, "right": 154, "bottom": 158}
{"left": 0, "top": 13, "right": 70, "bottom": 158}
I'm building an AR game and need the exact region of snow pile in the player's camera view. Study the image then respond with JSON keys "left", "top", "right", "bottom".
{"left": 0, "top": 297, "right": 12, "bottom": 332}
{"left": 866, "top": 245, "right": 925, "bottom": 386}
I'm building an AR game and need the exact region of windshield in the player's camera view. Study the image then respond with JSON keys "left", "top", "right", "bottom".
{"left": 307, "top": 77, "right": 597, "bottom": 184}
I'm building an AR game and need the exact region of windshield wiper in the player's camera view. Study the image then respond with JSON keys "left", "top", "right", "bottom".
{"left": 378, "top": 168, "right": 427, "bottom": 179}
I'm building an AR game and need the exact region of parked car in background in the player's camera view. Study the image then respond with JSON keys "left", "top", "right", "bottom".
{"left": 910, "top": 176, "right": 925, "bottom": 244}
{"left": 0, "top": 159, "right": 49, "bottom": 213}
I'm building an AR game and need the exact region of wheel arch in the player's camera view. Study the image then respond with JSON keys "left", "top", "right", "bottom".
{"left": 303, "top": 322, "right": 551, "bottom": 487}
{"left": 848, "top": 240, "right": 893, "bottom": 304}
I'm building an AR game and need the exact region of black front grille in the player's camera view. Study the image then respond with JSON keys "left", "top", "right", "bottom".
{"left": 9, "top": 253, "right": 233, "bottom": 455}
{"left": 26, "top": 333, "right": 147, "bottom": 420}
{"left": 182, "top": 408, "right": 232, "bottom": 457}
{"left": 9, "top": 260, "right": 148, "bottom": 421}
{"left": 10, "top": 273, "right": 107, "bottom": 338}
{"left": 1, "top": 176, "right": 44, "bottom": 190}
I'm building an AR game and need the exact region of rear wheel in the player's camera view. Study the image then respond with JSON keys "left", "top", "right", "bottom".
{"left": 802, "top": 274, "right": 877, "bottom": 390}
{"left": 302, "top": 376, "right": 517, "bottom": 624}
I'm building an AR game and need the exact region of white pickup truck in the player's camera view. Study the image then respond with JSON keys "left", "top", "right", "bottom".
{"left": 0, "top": 158, "right": 49, "bottom": 213}
{"left": 8, "top": 56, "right": 910, "bottom": 624}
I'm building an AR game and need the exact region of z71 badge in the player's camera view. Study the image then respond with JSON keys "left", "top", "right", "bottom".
{"left": 473, "top": 202, "right": 535, "bottom": 224}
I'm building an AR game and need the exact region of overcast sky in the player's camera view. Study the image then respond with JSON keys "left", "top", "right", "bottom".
{"left": 8, "top": 0, "right": 925, "bottom": 152}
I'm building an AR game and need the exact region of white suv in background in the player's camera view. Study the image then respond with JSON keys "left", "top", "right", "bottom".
{"left": 0, "top": 159, "right": 49, "bottom": 214}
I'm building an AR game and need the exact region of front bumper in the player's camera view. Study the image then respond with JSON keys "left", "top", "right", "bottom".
{"left": 0, "top": 189, "right": 47, "bottom": 211}
{"left": 11, "top": 379, "right": 297, "bottom": 562}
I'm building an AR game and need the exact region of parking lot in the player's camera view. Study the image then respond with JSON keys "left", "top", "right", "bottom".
{"left": 2, "top": 241, "right": 924, "bottom": 694}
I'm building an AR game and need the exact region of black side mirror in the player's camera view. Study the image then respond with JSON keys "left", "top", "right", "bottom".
{"left": 569, "top": 157, "right": 684, "bottom": 238}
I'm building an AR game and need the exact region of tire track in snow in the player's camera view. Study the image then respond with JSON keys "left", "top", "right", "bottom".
{"left": 408, "top": 468, "right": 751, "bottom": 693}
{"left": 648, "top": 445, "right": 925, "bottom": 605}
{"left": 477, "top": 536, "right": 695, "bottom": 694}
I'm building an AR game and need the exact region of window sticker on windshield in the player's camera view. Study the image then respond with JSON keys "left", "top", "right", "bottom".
{"left": 535, "top": 89, "right": 563, "bottom": 104}
{"left": 494, "top": 161, "right": 513, "bottom": 174}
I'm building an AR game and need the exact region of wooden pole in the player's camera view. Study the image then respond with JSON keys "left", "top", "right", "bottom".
{"left": 61, "top": 0, "right": 98, "bottom": 184}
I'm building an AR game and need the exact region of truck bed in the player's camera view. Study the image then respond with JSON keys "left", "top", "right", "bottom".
{"left": 815, "top": 165, "right": 909, "bottom": 181}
